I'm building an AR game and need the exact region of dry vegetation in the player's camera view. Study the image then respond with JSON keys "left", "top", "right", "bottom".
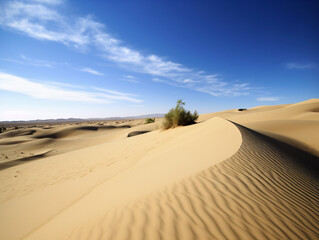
{"left": 163, "top": 99, "right": 199, "bottom": 129}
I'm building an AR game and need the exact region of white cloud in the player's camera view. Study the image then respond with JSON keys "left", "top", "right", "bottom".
{"left": 0, "top": 72, "right": 142, "bottom": 103}
{"left": 29, "top": 0, "right": 64, "bottom": 5}
{"left": 152, "top": 78, "right": 161, "bottom": 82}
{"left": 80, "top": 67, "right": 104, "bottom": 76}
{"left": 197, "top": 83, "right": 250, "bottom": 97}
{"left": 285, "top": 62, "right": 316, "bottom": 70}
{"left": 92, "top": 87, "right": 142, "bottom": 103}
{"left": 20, "top": 55, "right": 54, "bottom": 67}
{"left": 123, "top": 75, "right": 139, "bottom": 83}
{"left": 256, "top": 97, "right": 280, "bottom": 102}
{"left": 0, "top": 55, "right": 69, "bottom": 68}
{"left": 0, "top": 0, "right": 252, "bottom": 97}
{"left": 124, "top": 75, "right": 135, "bottom": 79}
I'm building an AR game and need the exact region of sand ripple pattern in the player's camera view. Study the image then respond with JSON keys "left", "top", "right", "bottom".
{"left": 68, "top": 123, "right": 319, "bottom": 240}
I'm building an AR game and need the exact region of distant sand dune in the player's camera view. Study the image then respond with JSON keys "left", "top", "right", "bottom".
{"left": 0, "top": 129, "right": 37, "bottom": 138}
{"left": 33, "top": 125, "right": 130, "bottom": 139}
{"left": 0, "top": 150, "right": 52, "bottom": 170}
{"left": 0, "top": 124, "right": 133, "bottom": 166}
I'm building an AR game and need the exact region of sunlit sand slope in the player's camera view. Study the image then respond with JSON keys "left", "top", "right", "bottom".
{"left": 25, "top": 120, "right": 319, "bottom": 240}
{"left": 0, "top": 117, "right": 241, "bottom": 240}
{"left": 199, "top": 99, "right": 319, "bottom": 156}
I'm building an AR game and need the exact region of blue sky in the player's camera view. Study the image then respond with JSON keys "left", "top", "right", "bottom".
{"left": 0, "top": 0, "right": 318, "bottom": 121}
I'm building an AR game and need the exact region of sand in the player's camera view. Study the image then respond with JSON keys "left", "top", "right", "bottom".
{"left": 0, "top": 99, "right": 318, "bottom": 240}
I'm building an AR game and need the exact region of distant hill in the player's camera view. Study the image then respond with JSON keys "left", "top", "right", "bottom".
{"left": 0, "top": 114, "right": 164, "bottom": 126}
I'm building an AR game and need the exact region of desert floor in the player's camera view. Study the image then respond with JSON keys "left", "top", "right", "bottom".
{"left": 0, "top": 99, "right": 318, "bottom": 240}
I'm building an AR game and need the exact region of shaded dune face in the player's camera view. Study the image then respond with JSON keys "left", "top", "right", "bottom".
{"left": 0, "top": 150, "right": 52, "bottom": 171}
{"left": 0, "top": 129, "right": 36, "bottom": 138}
{"left": 67, "top": 123, "right": 319, "bottom": 240}
{"left": 33, "top": 125, "right": 131, "bottom": 139}
{"left": 0, "top": 125, "right": 132, "bottom": 168}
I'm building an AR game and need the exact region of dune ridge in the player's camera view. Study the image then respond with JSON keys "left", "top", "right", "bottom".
{"left": 64, "top": 121, "right": 319, "bottom": 240}
{"left": 198, "top": 99, "right": 319, "bottom": 157}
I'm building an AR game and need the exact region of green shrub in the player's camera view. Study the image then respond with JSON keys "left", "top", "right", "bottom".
{"left": 163, "top": 99, "right": 198, "bottom": 129}
{"left": 145, "top": 118, "right": 155, "bottom": 124}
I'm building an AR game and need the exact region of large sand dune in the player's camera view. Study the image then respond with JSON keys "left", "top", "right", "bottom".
{"left": 0, "top": 99, "right": 318, "bottom": 239}
{"left": 65, "top": 122, "right": 319, "bottom": 240}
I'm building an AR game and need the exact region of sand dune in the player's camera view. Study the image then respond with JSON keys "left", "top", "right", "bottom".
{"left": 241, "top": 119, "right": 319, "bottom": 156}
{"left": 0, "top": 123, "right": 133, "bottom": 166}
{"left": 0, "top": 117, "right": 241, "bottom": 240}
{"left": 0, "top": 99, "right": 318, "bottom": 240}
{"left": 198, "top": 99, "right": 319, "bottom": 156}
{"left": 65, "top": 123, "right": 319, "bottom": 240}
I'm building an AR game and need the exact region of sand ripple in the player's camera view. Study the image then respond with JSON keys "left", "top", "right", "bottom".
{"left": 67, "top": 122, "right": 319, "bottom": 240}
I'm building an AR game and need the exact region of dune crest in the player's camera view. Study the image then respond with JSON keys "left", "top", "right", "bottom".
{"left": 65, "top": 123, "right": 319, "bottom": 240}
{"left": 0, "top": 117, "right": 241, "bottom": 240}
{"left": 23, "top": 119, "right": 319, "bottom": 240}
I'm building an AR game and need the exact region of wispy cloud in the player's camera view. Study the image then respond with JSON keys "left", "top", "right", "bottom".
{"left": 285, "top": 62, "right": 316, "bottom": 70}
{"left": 0, "top": 54, "right": 58, "bottom": 67}
{"left": 20, "top": 55, "right": 55, "bottom": 67}
{"left": 80, "top": 67, "right": 104, "bottom": 76}
{"left": 0, "top": 72, "right": 142, "bottom": 103}
{"left": 29, "top": 0, "right": 64, "bottom": 5}
{"left": 256, "top": 97, "right": 280, "bottom": 102}
{"left": 123, "top": 75, "right": 139, "bottom": 83}
{"left": 0, "top": 0, "right": 252, "bottom": 96}
{"left": 93, "top": 87, "right": 142, "bottom": 103}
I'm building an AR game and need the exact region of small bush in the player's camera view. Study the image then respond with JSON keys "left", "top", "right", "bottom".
{"left": 163, "top": 99, "right": 198, "bottom": 129}
{"left": 145, "top": 118, "right": 155, "bottom": 124}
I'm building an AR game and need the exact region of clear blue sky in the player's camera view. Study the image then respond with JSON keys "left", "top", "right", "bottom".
{"left": 0, "top": 0, "right": 318, "bottom": 120}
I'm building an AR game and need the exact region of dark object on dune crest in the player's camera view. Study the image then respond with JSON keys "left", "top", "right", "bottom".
{"left": 163, "top": 99, "right": 198, "bottom": 129}
{"left": 127, "top": 131, "right": 150, "bottom": 137}
{"left": 238, "top": 108, "right": 247, "bottom": 111}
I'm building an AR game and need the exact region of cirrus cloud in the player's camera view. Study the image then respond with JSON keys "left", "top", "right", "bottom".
{"left": 80, "top": 67, "right": 104, "bottom": 76}
{"left": 256, "top": 97, "right": 280, "bottom": 102}
{"left": 285, "top": 62, "right": 316, "bottom": 70}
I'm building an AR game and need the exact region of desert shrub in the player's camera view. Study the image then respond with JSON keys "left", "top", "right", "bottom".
{"left": 145, "top": 118, "right": 155, "bottom": 124}
{"left": 163, "top": 99, "right": 198, "bottom": 129}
